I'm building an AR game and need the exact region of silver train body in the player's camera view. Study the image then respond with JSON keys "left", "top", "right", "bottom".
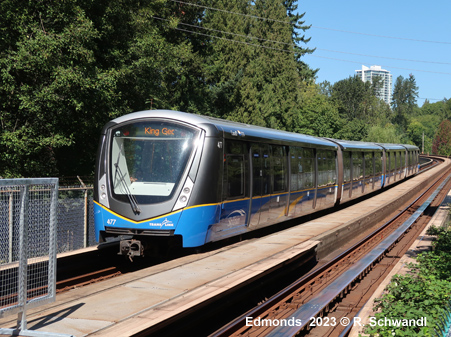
{"left": 93, "top": 110, "right": 419, "bottom": 257}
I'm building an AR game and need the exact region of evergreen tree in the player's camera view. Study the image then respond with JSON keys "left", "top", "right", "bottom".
{"left": 391, "top": 74, "right": 419, "bottom": 129}
{"left": 203, "top": 0, "right": 314, "bottom": 130}
{"left": 284, "top": 0, "right": 317, "bottom": 82}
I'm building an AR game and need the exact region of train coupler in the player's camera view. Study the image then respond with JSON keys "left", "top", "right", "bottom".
{"left": 119, "top": 239, "right": 144, "bottom": 261}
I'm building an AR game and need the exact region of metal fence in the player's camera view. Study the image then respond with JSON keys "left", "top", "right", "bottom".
{"left": 0, "top": 178, "right": 59, "bottom": 335}
{"left": 57, "top": 177, "right": 95, "bottom": 253}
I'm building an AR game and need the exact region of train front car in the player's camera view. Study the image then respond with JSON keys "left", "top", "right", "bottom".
{"left": 94, "top": 110, "right": 222, "bottom": 258}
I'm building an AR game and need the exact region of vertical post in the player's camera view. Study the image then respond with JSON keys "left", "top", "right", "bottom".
{"left": 77, "top": 176, "right": 88, "bottom": 248}
{"left": 422, "top": 132, "right": 424, "bottom": 154}
{"left": 8, "top": 191, "right": 13, "bottom": 263}
{"left": 48, "top": 179, "right": 58, "bottom": 299}
{"left": 84, "top": 188, "right": 88, "bottom": 248}
{"left": 17, "top": 185, "right": 29, "bottom": 331}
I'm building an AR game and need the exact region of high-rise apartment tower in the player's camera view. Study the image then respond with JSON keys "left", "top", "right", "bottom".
{"left": 355, "top": 65, "right": 392, "bottom": 105}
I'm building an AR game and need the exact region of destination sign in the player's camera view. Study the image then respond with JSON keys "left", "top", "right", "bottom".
{"left": 144, "top": 127, "right": 175, "bottom": 137}
{"left": 113, "top": 121, "right": 195, "bottom": 139}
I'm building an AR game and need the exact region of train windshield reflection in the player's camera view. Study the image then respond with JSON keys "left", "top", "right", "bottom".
{"left": 110, "top": 121, "right": 199, "bottom": 203}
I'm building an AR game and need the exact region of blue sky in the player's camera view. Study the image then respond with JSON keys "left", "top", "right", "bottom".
{"left": 298, "top": 1, "right": 451, "bottom": 106}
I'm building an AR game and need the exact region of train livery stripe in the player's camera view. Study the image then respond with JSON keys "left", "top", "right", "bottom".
{"left": 94, "top": 200, "right": 183, "bottom": 225}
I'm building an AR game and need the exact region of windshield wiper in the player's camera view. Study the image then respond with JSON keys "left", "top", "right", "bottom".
{"left": 114, "top": 144, "right": 141, "bottom": 215}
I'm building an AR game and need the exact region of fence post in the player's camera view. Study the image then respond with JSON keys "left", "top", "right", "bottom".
{"left": 17, "top": 184, "right": 29, "bottom": 331}
{"left": 77, "top": 176, "right": 89, "bottom": 248}
{"left": 8, "top": 191, "right": 13, "bottom": 263}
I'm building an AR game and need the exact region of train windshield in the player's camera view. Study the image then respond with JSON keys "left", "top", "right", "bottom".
{"left": 110, "top": 120, "right": 200, "bottom": 204}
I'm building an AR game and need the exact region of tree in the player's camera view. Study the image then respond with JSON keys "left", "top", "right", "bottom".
{"left": 391, "top": 74, "right": 419, "bottom": 129}
{"left": 0, "top": 0, "right": 204, "bottom": 177}
{"left": 432, "top": 120, "right": 451, "bottom": 156}
{"left": 331, "top": 76, "right": 388, "bottom": 124}
{"left": 284, "top": 0, "right": 317, "bottom": 82}
{"left": 203, "top": 0, "right": 314, "bottom": 130}
{"left": 293, "top": 84, "right": 341, "bottom": 137}
{"left": 364, "top": 124, "right": 402, "bottom": 144}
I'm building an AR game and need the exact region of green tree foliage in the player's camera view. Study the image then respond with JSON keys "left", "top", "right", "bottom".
{"left": 364, "top": 124, "right": 402, "bottom": 144}
{"left": 328, "top": 75, "right": 392, "bottom": 141}
{"left": 0, "top": 0, "right": 202, "bottom": 177}
{"left": 331, "top": 76, "right": 390, "bottom": 124}
{"left": 293, "top": 84, "right": 341, "bottom": 137}
{"left": 432, "top": 120, "right": 451, "bottom": 156}
{"left": 203, "top": 0, "right": 314, "bottom": 130}
{"left": 284, "top": 0, "right": 317, "bottom": 82}
{"left": 391, "top": 74, "right": 419, "bottom": 129}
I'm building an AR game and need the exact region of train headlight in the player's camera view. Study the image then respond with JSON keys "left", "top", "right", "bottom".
{"left": 101, "top": 184, "right": 106, "bottom": 191}
{"left": 101, "top": 193, "right": 107, "bottom": 199}
{"left": 173, "top": 178, "right": 194, "bottom": 211}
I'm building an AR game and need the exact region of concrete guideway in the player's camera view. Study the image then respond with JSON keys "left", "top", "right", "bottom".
{"left": 0, "top": 158, "right": 449, "bottom": 337}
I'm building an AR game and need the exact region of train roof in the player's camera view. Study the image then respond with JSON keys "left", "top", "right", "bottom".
{"left": 107, "top": 110, "right": 338, "bottom": 150}
{"left": 376, "top": 143, "right": 419, "bottom": 151}
{"left": 325, "top": 138, "right": 384, "bottom": 152}
{"left": 401, "top": 144, "right": 420, "bottom": 151}
{"left": 105, "top": 110, "right": 418, "bottom": 152}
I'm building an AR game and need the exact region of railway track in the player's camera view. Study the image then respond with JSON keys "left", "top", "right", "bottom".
{"left": 211, "top": 158, "right": 451, "bottom": 337}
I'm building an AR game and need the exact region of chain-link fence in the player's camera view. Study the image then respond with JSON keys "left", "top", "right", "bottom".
{"left": 57, "top": 177, "right": 96, "bottom": 253}
{"left": 0, "top": 176, "right": 97, "bottom": 258}
{"left": 0, "top": 178, "right": 59, "bottom": 335}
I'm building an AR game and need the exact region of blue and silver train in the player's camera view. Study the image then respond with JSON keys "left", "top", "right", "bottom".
{"left": 93, "top": 110, "right": 420, "bottom": 258}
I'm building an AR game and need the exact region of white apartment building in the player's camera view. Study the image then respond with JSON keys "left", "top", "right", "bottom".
{"left": 355, "top": 65, "right": 392, "bottom": 105}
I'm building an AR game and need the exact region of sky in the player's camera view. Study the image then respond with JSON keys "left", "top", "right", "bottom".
{"left": 297, "top": 0, "right": 451, "bottom": 106}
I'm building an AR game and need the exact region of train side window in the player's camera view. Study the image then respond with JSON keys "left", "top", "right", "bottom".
{"left": 364, "top": 152, "right": 374, "bottom": 179}
{"left": 318, "top": 150, "right": 336, "bottom": 187}
{"left": 224, "top": 140, "right": 248, "bottom": 199}
{"left": 343, "top": 151, "right": 351, "bottom": 183}
{"left": 290, "top": 147, "right": 302, "bottom": 191}
{"left": 375, "top": 151, "right": 382, "bottom": 177}
{"left": 272, "top": 145, "right": 286, "bottom": 193}
{"left": 226, "top": 155, "right": 244, "bottom": 198}
{"left": 301, "top": 148, "right": 315, "bottom": 189}
{"left": 352, "top": 152, "right": 363, "bottom": 181}
{"left": 390, "top": 152, "right": 397, "bottom": 172}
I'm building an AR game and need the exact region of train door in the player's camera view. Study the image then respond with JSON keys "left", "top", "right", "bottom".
{"left": 248, "top": 144, "right": 271, "bottom": 228}
{"left": 216, "top": 140, "right": 250, "bottom": 240}
{"left": 268, "top": 145, "right": 288, "bottom": 222}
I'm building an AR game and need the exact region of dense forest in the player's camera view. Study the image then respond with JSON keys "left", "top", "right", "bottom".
{"left": 1, "top": 0, "right": 450, "bottom": 178}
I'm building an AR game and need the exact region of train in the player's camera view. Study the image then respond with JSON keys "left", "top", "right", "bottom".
{"left": 93, "top": 110, "right": 420, "bottom": 258}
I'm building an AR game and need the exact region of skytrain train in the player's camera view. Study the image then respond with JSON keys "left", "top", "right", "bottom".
{"left": 93, "top": 110, "right": 419, "bottom": 258}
